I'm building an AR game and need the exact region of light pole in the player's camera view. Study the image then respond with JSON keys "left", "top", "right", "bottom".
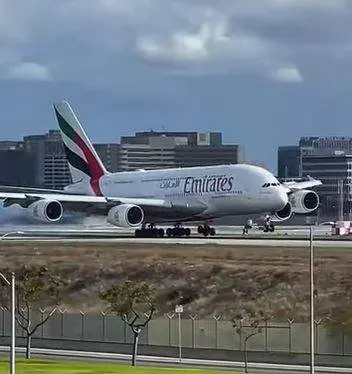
{"left": 175, "top": 304, "right": 183, "bottom": 362}
{"left": 0, "top": 272, "right": 15, "bottom": 374}
{"left": 309, "top": 226, "right": 315, "bottom": 374}
{"left": 0, "top": 231, "right": 24, "bottom": 240}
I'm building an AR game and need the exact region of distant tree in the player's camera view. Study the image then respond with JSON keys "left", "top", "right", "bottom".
{"left": 0, "top": 265, "right": 66, "bottom": 359}
{"left": 232, "top": 310, "right": 267, "bottom": 373}
{"left": 100, "top": 280, "right": 156, "bottom": 366}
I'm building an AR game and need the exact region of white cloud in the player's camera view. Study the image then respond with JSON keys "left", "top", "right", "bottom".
{"left": 136, "top": 17, "right": 272, "bottom": 69}
{"left": 137, "top": 24, "right": 214, "bottom": 62}
{"left": 270, "top": 66, "right": 304, "bottom": 83}
{"left": 6, "top": 62, "right": 51, "bottom": 82}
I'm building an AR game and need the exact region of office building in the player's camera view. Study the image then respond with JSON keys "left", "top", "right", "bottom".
{"left": 0, "top": 149, "right": 36, "bottom": 187}
{"left": 277, "top": 146, "right": 302, "bottom": 178}
{"left": 24, "top": 130, "right": 72, "bottom": 189}
{"left": 302, "top": 152, "right": 352, "bottom": 217}
{"left": 119, "top": 131, "right": 244, "bottom": 171}
{"left": 278, "top": 137, "right": 352, "bottom": 218}
{"left": 93, "top": 143, "right": 121, "bottom": 172}
{"left": 1, "top": 128, "right": 243, "bottom": 188}
{"left": 0, "top": 141, "right": 24, "bottom": 151}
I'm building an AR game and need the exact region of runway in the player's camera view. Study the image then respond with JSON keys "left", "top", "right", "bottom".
{"left": 1, "top": 224, "right": 351, "bottom": 248}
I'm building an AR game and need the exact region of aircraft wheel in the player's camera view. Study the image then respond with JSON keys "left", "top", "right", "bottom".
{"left": 210, "top": 228, "right": 216, "bottom": 236}
{"left": 173, "top": 228, "right": 181, "bottom": 237}
{"left": 185, "top": 228, "right": 191, "bottom": 236}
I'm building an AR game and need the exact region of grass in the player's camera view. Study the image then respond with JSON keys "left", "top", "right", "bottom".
{"left": 0, "top": 359, "right": 240, "bottom": 374}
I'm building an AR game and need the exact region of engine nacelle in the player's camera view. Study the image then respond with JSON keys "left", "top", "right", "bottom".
{"left": 27, "top": 199, "right": 63, "bottom": 223}
{"left": 107, "top": 204, "right": 144, "bottom": 228}
{"left": 271, "top": 202, "right": 293, "bottom": 222}
{"left": 289, "top": 189, "right": 319, "bottom": 214}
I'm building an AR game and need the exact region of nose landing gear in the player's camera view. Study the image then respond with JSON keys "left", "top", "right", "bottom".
{"left": 262, "top": 215, "right": 275, "bottom": 232}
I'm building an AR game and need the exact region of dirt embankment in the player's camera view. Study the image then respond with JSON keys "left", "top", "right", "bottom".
{"left": 0, "top": 241, "right": 351, "bottom": 322}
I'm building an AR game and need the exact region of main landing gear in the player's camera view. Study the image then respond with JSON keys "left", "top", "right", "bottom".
{"left": 135, "top": 224, "right": 164, "bottom": 238}
{"left": 134, "top": 223, "right": 217, "bottom": 238}
{"left": 197, "top": 224, "right": 216, "bottom": 237}
{"left": 134, "top": 223, "right": 191, "bottom": 238}
{"left": 166, "top": 224, "right": 191, "bottom": 237}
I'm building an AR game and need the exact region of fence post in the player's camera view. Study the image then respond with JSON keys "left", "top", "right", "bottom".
{"left": 342, "top": 322, "right": 346, "bottom": 356}
{"left": 80, "top": 311, "right": 85, "bottom": 340}
{"left": 0, "top": 307, "right": 4, "bottom": 337}
{"left": 101, "top": 311, "right": 106, "bottom": 341}
{"left": 39, "top": 308, "right": 46, "bottom": 338}
{"left": 123, "top": 317, "right": 127, "bottom": 343}
{"left": 189, "top": 314, "right": 198, "bottom": 349}
{"left": 213, "top": 314, "right": 221, "bottom": 349}
{"left": 287, "top": 318, "right": 294, "bottom": 354}
{"left": 58, "top": 308, "right": 66, "bottom": 338}
{"left": 166, "top": 313, "right": 175, "bottom": 347}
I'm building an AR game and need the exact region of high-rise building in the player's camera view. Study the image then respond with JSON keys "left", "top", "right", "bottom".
{"left": 302, "top": 152, "right": 352, "bottom": 217}
{"left": 24, "top": 130, "right": 72, "bottom": 189}
{"left": 277, "top": 146, "right": 302, "bottom": 178}
{"left": 0, "top": 149, "right": 36, "bottom": 187}
{"left": 1, "top": 128, "right": 243, "bottom": 188}
{"left": 278, "top": 137, "right": 352, "bottom": 218}
{"left": 93, "top": 143, "right": 121, "bottom": 172}
{"left": 119, "top": 131, "right": 243, "bottom": 171}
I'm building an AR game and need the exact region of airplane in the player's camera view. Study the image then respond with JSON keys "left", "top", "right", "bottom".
{"left": 0, "top": 101, "right": 322, "bottom": 238}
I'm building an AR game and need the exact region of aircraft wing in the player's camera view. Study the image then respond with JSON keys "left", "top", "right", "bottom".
{"left": 0, "top": 192, "right": 206, "bottom": 215}
{"left": 281, "top": 176, "right": 322, "bottom": 192}
{"left": 0, "top": 185, "right": 68, "bottom": 194}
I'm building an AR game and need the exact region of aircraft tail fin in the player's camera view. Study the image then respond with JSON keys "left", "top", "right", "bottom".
{"left": 53, "top": 101, "right": 108, "bottom": 195}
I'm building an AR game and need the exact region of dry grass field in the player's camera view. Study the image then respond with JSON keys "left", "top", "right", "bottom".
{"left": 0, "top": 240, "right": 351, "bottom": 323}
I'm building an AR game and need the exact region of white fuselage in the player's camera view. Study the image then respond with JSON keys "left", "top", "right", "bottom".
{"left": 65, "top": 163, "right": 288, "bottom": 222}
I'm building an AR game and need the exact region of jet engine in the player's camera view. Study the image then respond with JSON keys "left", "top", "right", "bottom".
{"left": 271, "top": 202, "right": 293, "bottom": 222}
{"left": 107, "top": 204, "right": 144, "bottom": 228}
{"left": 27, "top": 199, "right": 63, "bottom": 223}
{"left": 289, "top": 189, "right": 319, "bottom": 214}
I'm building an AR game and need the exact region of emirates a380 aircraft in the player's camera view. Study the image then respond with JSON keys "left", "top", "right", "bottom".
{"left": 0, "top": 101, "right": 322, "bottom": 237}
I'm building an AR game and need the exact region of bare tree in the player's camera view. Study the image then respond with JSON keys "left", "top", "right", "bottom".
{"left": 232, "top": 311, "right": 266, "bottom": 373}
{"left": 100, "top": 280, "right": 156, "bottom": 366}
{"left": 0, "top": 265, "right": 66, "bottom": 359}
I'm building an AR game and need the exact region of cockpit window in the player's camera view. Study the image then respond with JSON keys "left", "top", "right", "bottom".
{"left": 262, "top": 182, "right": 280, "bottom": 188}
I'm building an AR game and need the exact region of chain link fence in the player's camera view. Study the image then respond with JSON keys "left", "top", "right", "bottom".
{"left": 0, "top": 308, "right": 351, "bottom": 355}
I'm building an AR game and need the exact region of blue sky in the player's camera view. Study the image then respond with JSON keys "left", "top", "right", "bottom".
{"left": 1, "top": 0, "right": 352, "bottom": 173}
